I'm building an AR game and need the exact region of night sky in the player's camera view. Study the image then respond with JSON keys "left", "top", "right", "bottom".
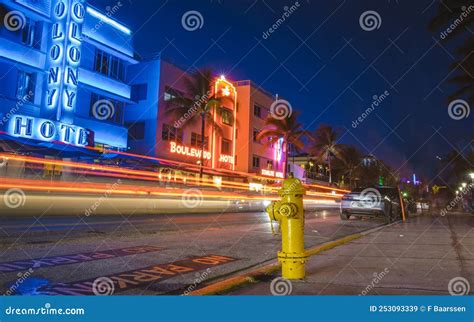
{"left": 91, "top": 0, "right": 473, "bottom": 182}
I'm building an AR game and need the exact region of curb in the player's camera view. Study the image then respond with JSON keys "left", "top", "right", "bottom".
{"left": 189, "top": 225, "right": 389, "bottom": 295}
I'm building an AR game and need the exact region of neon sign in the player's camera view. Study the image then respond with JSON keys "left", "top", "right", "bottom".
{"left": 46, "top": 0, "right": 85, "bottom": 122}
{"left": 213, "top": 75, "right": 237, "bottom": 170}
{"left": 6, "top": 115, "right": 93, "bottom": 147}
{"left": 219, "top": 154, "right": 234, "bottom": 165}
{"left": 261, "top": 169, "right": 284, "bottom": 178}
{"left": 275, "top": 137, "right": 284, "bottom": 162}
{"left": 169, "top": 142, "right": 211, "bottom": 160}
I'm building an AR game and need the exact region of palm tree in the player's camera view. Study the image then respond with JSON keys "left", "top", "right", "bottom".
{"left": 310, "top": 125, "right": 344, "bottom": 183}
{"left": 340, "top": 145, "right": 362, "bottom": 188}
{"left": 166, "top": 69, "right": 230, "bottom": 179}
{"left": 256, "top": 113, "right": 305, "bottom": 178}
{"left": 428, "top": 1, "right": 474, "bottom": 105}
{"left": 440, "top": 150, "right": 471, "bottom": 183}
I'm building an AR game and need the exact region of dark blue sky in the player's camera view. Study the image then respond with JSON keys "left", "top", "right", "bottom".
{"left": 93, "top": 0, "right": 473, "bottom": 182}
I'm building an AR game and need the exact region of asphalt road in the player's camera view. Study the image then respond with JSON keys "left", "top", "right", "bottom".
{"left": 0, "top": 209, "right": 386, "bottom": 295}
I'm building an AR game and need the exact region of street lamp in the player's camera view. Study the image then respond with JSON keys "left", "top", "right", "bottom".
{"left": 469, "top": 172, "right": 474, "bottom": 180}
{"left": 461, "top": 182, "right": 467, "bottom": 188}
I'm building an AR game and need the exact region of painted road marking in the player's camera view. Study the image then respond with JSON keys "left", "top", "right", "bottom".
{"left": 38, "top": 255, "right": 238, "bottom": 295}
{"left": 0, "top": 246, "right": 164, "bottom": 273}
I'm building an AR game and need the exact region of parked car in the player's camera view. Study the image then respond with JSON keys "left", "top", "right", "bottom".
{"left": 340, "top": 186, "right": 403, "bottom": 223}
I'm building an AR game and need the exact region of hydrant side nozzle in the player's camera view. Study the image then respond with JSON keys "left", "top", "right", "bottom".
{"left": 266, "top": 201, "right": 281, "bottom": 221}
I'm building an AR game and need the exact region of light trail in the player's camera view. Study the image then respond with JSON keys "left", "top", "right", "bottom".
{"left": 0, "top": 178, "right": 343, "bottom": 201}
{"left": 0, "top": 153, "right": 348, "bottom": 196}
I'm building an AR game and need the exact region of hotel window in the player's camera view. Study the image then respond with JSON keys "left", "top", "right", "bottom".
{"left": 191, "top": 133, "right": 209, "bottom": 150}
{"left": 90, "top": 93, "right": 124, "bottom": 124}
{"left": 254, "top": 104, "right": 262, "bottom": 118}
{"left": 221, "top": 108, "right": 233, "bottom": 125}
{"left": 221, "top": 139, "right": 231, "bottom": 154}
{"left": 16, "top": 70, "right": 35, "bottom": 102}
{"left": 253, "top": 129, "right": 260, "bottom": 143}
{"left": 94, "top": 50, "right": 125, "bottom": 81}
{"left": 266, "top": 160, "right": 274, "bottom": 169}
{"left": 162, "top": 124, "right": 183, "bottom": 143}
{"left": 164, "top": 86, "right": 184, "bottom": 102}
{"left": 21, "top": 19, "right": 39, "bottom": 48}
{"left": 252, "top": 156, "right": 260, "bottom": 169}
{"left": 127, "top": 122, "right": 145, "bottom": 141}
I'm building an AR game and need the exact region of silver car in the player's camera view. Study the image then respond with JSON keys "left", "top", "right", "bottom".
{"left": 340, "top": 187, "right": 402, "bottom": 223}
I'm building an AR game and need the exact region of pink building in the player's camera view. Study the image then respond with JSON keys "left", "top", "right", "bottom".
{"left": 125, "top": 60, "right": 282, "bottom": 177}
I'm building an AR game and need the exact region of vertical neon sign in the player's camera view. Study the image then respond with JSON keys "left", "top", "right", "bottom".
{"left": 213, "top": 76, "right": 237, "bottom": 170}
{"left": 45, "top": 0, "right": 84, "bottom": 123}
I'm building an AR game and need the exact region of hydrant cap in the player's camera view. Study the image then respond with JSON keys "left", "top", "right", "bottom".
{"left": 280, "top": 176, "right": 305, "bottom": 195}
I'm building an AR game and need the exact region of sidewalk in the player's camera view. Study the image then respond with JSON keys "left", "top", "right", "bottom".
{"left": 223, "top": 212, "right": 474, "bottom": 295}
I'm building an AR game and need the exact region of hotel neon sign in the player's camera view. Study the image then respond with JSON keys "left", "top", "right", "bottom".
{"left": 169, "top": 142, "right": 211, "bottom": 160}
{"left": 46, "top": 0, "right": 85, "bottom": 122}
{"left": 261, "top": 169, "right": 284, "bottom": 178}
{"left": 219, "top": 154, "right": 234, "bottom": 165}
{"left": 169, "top": 142, "right": 235, "bottom": 165}
{"left": 213, "top": 75, "right": 237, "bottom": 170}
{"left": 7, "top": 115, "right": 93, "bottom": 147}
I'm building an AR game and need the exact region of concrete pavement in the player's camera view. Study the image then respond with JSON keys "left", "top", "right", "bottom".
{"left": 226, "top": 212, "right": 474, "bottom": 295}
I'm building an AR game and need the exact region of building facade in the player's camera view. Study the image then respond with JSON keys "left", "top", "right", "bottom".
{"left": 0, "top": 0, "right": 290, "bottom": 179}
{"left": 125, "top": 63, "right": 283, "bottom": 177}
{"left": 0, "top": 0, "right": 136, "bottom": 157}
{"left": 234, "top": 80, "right": 284, "bottom": 177}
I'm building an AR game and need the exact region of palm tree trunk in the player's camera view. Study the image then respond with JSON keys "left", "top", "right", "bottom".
{"left": 328, "top": 154, "right": 332, "bottom": 183}
{"left": 199, "top": 112, "right": 205, "bottom": 180}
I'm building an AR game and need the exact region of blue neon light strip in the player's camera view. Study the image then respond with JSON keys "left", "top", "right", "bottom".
{"left": 86, "top": 7, "right": 131, "bottom": 35}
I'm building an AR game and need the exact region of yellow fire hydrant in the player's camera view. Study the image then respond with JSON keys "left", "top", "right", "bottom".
{"left": 266, "top": 174, "right": 307, "bottom": 280}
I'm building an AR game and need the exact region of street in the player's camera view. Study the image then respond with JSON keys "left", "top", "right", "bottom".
{"left": 0, "top": 209, "right": 385, "bottom": 295}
